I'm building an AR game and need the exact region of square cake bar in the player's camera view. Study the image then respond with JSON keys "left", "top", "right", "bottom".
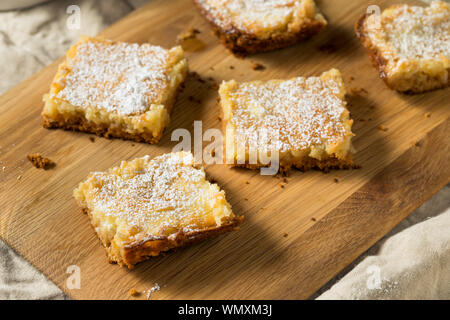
{"left": 74, "top": 152, "right": 243, "bottom": 268}
{"left": 219, "top": 69, "right": 354, "bottom": 173}
{"left": 193, "top": 0, "right": 327, "bottom": 56}
{"left": 356, "top": 1, "right": 449, "bottom": 93}
{"left": 42, "top": 36, "right": 188, "bottom": 143}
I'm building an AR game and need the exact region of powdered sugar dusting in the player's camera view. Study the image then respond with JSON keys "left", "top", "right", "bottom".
{"left": 197, "top": 0, "right": 305, "bottom": 32}
{"left": 366, "top": 1, "right": 450, "bottom": 62}
{"left": 55, "top": 39, "right": 171, "bottom": 116}
{"left": 228, "top": 75, "right": 347, "bottom": 152}
{"left": 86, "top": 152, "right": 223, "bottom": 234}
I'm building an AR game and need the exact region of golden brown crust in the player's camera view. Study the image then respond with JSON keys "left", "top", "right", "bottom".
{"left": 82, "top": 207, "right": 243, "bottom": 268}
{"left": 42, "top": 114, "right": 162, "bottom": 144}
{"left": 27, "top": 153, "right": 55, "bottom": 170}
{"left": 193, "top": 0, "right": 326, "bottom": 57}
{"left": 355, "top": 14, "right": 390, "bottom": 85}
{"left": 123, "top": 216, "right": 244, "bottom": 268}
{"left": 355, "top": 13, "right": 449, "bottom": 94}
{"left": 231, "top": 156, "right": 355, "bottom": 175}
{"left": 42, "top": 81, "right": 184, "bottom": 144}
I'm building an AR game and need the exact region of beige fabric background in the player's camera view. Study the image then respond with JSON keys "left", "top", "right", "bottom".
{"left": 0, "top": 0, "right": 448, "bottom": 300}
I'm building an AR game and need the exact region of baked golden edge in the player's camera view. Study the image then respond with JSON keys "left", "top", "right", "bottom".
{"left": 193, "top": 0, "right": 327, "bottom": 57}
{"left": 355, "top": 13, "right": 450, "bottom": 94}
{"left": 42, "top": 82, "right": 185, "bottom": 144}
{"left": 42, "top": 43, "right": 188, "bottom": 144}
{"left": 80, "top": 206, "right": 243, "bottom": 269}
{"left": 218, "top": 97, "right": 354, "bottom": 175}
{"left": 218, "top": 104, "right": 359, "bottom": 175}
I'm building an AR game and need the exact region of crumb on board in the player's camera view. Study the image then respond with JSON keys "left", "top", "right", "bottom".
{"left": 311, "top": 217, "right": 317, "bottom": 222}
{"left": 176, "top": 28, "right": 204, "bottom": 52}
{"left": 413, "top": 140, "right": 420, "bottom": 147}
{"left": 245, "top": 181, "right": 250, "bottom": 184}
{"left": 210, "top": 82, "right": 219, "bottom": 90}
{"left": 17, "top": 175, "right": 22, "bottom": 181}
{"left": 283, "top": 233, "right": 288, "bottom": 238}
{"left": 176, "top": 27, "right": 200, "bottom": 43}
{"left": 251, "top": 62, "right": 266, "bottom": 71}
{"left": 318, "top": 42, "right": 338, "bottom": 54}
{"left": 229, "top": 65, "right": 234, "bottom": 69}
{"left": 208, "top": 176, "right": 217, "bottom": 184}
{"left": 244, "top": 198, "right": 248, "bottom": 201}
{"left": 378, "top": 125, "right": 388, "bottom": 132}
{"left": 348, "top": 87, "right": 368, "bottom": 95}
{"left": 188, "top": 96, "right": 201, "bottom": 104}
{"left": 27, "top": 153, "right": 54, "bottom": 169}
{"left": 129, "top": 288, "right": 139, "bottom": 297}
{"left": 424, "top": 112, "right": 431, "bottom": 118}
{"left": 279, "top": 183, "right": 285, "bottom": 189}
{"left": 89, "top": 136, "right": 95, "bottom": 143}
{"left": 334, "top": 178, "right": 339, "bottom": 183}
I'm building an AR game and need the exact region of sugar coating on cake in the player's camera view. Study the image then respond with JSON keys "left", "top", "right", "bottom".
{"left": 54, "top": 39, "right": 171, "bottom": 116}
{"left": 76, "top": 152, "right": 233, "bottom": 236}
{"left": 365, "top": 1, "right": 449, "bottom": 63}
{"left": 196, "top": 0, "right": 324, "bottom": 34}
{"left": 224, "top": 72, "right": 348, "bottom": 153}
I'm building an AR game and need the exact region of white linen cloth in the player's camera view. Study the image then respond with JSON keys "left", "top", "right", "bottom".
{"left": 0, "top": 0, "right": 448, "bottom": 300}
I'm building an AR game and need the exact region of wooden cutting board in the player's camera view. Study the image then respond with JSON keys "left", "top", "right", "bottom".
{"left": 0, "top": 0, "right": 448, "bottom": 300}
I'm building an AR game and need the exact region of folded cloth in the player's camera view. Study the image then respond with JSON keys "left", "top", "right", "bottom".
{"left": 0, "top": 0, "right": 141, "bottom": 94}
{"left": 317, "top": 185, "right": 450, "bottom": 300}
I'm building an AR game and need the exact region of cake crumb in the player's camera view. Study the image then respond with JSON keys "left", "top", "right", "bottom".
{"left": 89, "top": 136, "right": 95, "bottom": 143}
{"left": 177, "top": 28, "right": 200, "bottom": 42}
{"left": 378, "top": 125, "right": 388, "bottom": 132}
{"left": 229, "top": 65, "right": 234, "bottom": 69}
{"left": 176, "top": 28, "right": 204, "bottom": 52}
{"left": 311, "top": 217, "right": 317, "bottom": 222}
{"left": 209, "top": 82, "right": 219, "bottom": 90}
{"left": 349, "top": 87, "right": 368, "bottom": 95}
{"left": 334, "top": 178, "right": 339, "bottom": 183}
{"left": 279, "top": 183, "right": 285, "bottom": 189}
{"left": 318, "top": 42, "right": 338, "bottom": 54}
{"left": 129, "top": 288, "right": 139, "bottom": 297}
{"left": 251, "top": 62, "right": 266, "bottom": 71}
{"left": 413, "top": 140, "right": 420, "bottom": 147}
{"left": 244, "top": 198, "right": 248, "bottom": 201}
{"left": 17, "top": 175, "right": 22, "bottom": 181}
{"left": 283, "top": 233, "right": 288, "bottom": 238}
{"left": 27, "top": 153, "right": 54, "bottom": 170}
{"left": 424, "top": 112, "right": 431, "bottom": 118}
{"left": 245, "top": 181, "right": 250, "bottom": 184}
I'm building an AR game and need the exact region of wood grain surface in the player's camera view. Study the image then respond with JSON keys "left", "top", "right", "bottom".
{"left": 0, "top": 0, "right": 448, "bottom": 299}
